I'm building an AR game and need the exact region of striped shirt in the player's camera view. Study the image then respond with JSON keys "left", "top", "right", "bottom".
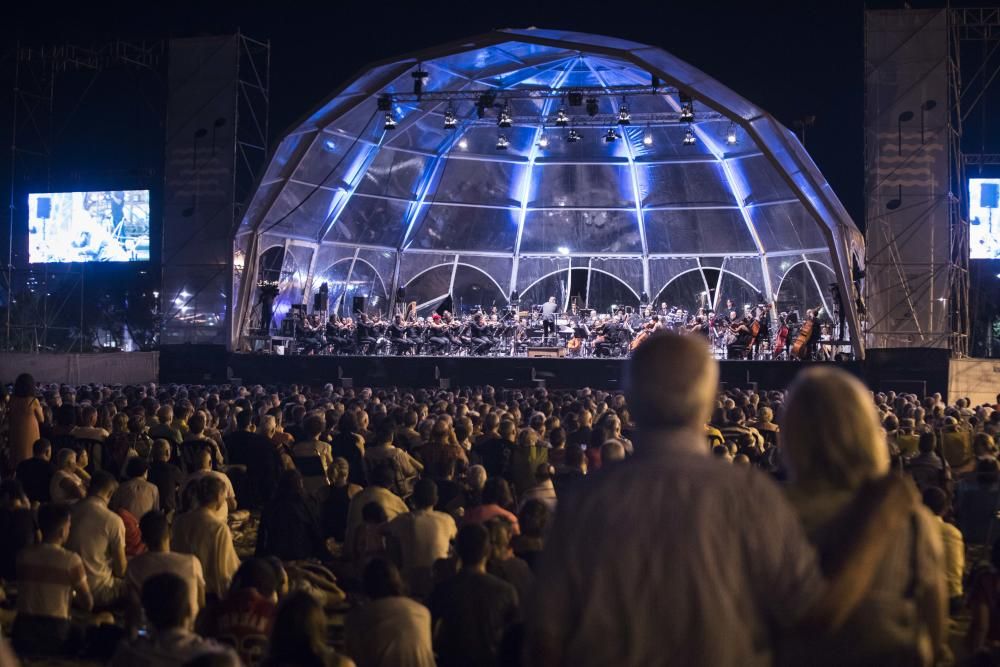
{"left": 17, "top": 543, "right": 86, "bottom": 619}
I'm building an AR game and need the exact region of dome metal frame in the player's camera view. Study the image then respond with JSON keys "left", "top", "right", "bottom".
{"left": 234, "top": 28, "right": 865, "bottom": 357}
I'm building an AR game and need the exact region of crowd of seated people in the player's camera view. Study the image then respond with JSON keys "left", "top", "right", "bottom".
{"left": 0, "top": 340, "right": 998, "bottom": 664}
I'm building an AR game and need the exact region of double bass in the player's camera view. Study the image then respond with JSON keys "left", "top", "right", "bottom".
{"left": 772, "top": 315, "right": 790, "bottom": 358}
{"left": 790, "top": 307, "right": 821, "bottom": 360}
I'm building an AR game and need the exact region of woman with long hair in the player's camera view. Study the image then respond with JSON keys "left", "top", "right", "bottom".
{"left": 779, "top": 366, "right": 948, "bottom": 666}
{"left": 262, "top": 590, "right": 354, "bottom": 667}
{"left": 7, "top": 373, "right": 43, "bottom": 469}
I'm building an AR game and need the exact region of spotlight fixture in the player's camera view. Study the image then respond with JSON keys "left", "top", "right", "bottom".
{"left": 643, "top": 126, "right": 653, "bottom": 146}
{"left": 458, "top": 136, "right": 468, "bottom": 150}
{"left": 586, "top": 97, "right": 599, "bottom": 117}
{"left": 725, "top": 123, "right": 738, "bottom": 145}
{"left": 683, "top": 128, "right": 697, "bottom": 145}
{"left": 496, "top": 134, "right": 510, "bottom": 150}
{"left": 567, "top": 128, "right": 582, "bottom": 143}
{"left": 537, "top": 130, "right": 549, "bottom": 148}
{"left": 383, "top": 112, "right": 398, "bottom": 131}
{"left": 679, "top": 103, "right": 695, "bottom": 123}
{"left": 617, "top": 99, "right": 631, "bottom": 125}
{"left": 443, "top": 108, "right": 458, "bottom": 130}
{"left": 554, "top": 107, "right": 570, "bottom": 127}
{"left": 604, "top": 127, "right": 619, "bottom": 143}
{"left": 497, "top": 104, "right": 512, "bottom": 129}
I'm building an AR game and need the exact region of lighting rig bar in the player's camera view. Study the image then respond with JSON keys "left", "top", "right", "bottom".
{"left": 388, "top": 84, "right": 679, "bottom": 104}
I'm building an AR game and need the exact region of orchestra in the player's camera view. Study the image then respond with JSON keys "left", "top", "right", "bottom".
{"left": 270, "top": 295, "right": 841, "bottom": 360}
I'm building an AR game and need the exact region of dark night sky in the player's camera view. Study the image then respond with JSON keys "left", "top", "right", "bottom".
{"left": 4, "top": 0, "right": 1000, "bottom": 227}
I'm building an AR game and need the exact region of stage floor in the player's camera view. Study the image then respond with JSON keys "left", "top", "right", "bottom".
{"left": 225, "top": 352, "right": 866, "bottom": 391}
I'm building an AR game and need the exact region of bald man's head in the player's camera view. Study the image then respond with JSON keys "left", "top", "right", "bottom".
{"left": 625, "top": 332, "right": 718, "bottom": 430}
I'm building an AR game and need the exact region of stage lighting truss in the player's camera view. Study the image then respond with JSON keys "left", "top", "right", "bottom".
{"left": 375, "top": 86, "right": 724, "bottom": 145}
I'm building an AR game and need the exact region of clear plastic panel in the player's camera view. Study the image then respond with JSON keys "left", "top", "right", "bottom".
{"left": 342, "top": 259, "right": 390, "bottom": 316}
{"left": 533, "top": 127, "right": 631, "bottom": 162}
{"left": 285, "top": 243, "right": 316, "bottom": 303}
{"left": 588, "top": 258, "right": 644, "bottom": 297}
{"left": 451, "top": 125, "right": 534, "bottom": 159}
{"left": 357, "top": 248, "right": 397, "bottom": 297}
{"left": 354, "top": 148, "right": 431, "bottom": 200}
{"left": 515, "top": 257, "right": 571, "bottom": 293}
{"left": 161, "top": 266, "right": 229, "bottom": 345}
{"left": 654, "top": 269, "right": 711, "bottom": 313}
{"left": 325, "top": 98, "right": 383, "bottom": 144}
{"left": 644, "top": 209, "right": 756, "bottom": 254}
{"left": 630, "top": 125, "right": 716, "bottom": 161}
{"left": 382, "top": 112, "right": 453, "bottom": 154}
{"left": 465, "top": 255, "right": 513, "bottom": 295}
{"left": 403, "top": 264, "right": 453, "bottom": 310}
{"left": 773, "top": 261, "right": 836, "bottom": 321}
{"left": 649, "top": 257, "right": 699, "bottom": 296}
{"left": 720, "top": 256, "right": 766, "bottom": 293}
{"left": 732, "top": 154, "right": 797, "bottom": 205}
{"left": 400, "top": 253, "right": 457, "bottom": 285}
{"left": 323, "top": 196, "right": 408, "bottom": 247}
{"left": 529, "top": 164, "right": 634, "bottom": 209}
{"left": 430, "top": 158, "right": 526, "bottom": 207}
{"left": 261, "top": 133, "right": 311, "bottom": 185}
{"left": 259, "top": 181, "right": 340, "bottom": 240}
{"left": 520, "top": 209, "right": 641, "bottom": 254}
{"left": 452, "top": 265, "right": 508, "bottom": 314}
{"left": 716, "top": 272, "right": 766, "bottom": 314}
{"left": 292, "top": 133, "right": 356, "bottom": 186}
{"left": 521, "top": 271, "right": 571, "bottom": 309}
{"left": 638, "top": 162, "right": 737, "bottom": 207}
{"left": 586, "top": 270, "right": 641, "bottom": 312}
{"left": 241, "top": 181, "right": 283, "bottom": 233}
{"left": 748, "top": 201, "right": 829, "bottom": 253}
{"left": 408, "top": 205, "right": 518, "bottom": 252}
{"left": 699, "top": 256, "right": 725, "bottom": 269}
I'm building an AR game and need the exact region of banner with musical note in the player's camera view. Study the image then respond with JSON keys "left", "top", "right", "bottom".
{"left": 161, "top": 36, "right": 240, "bottom": 345}
{"left": 864, "top": 9, "right": 953, "bottom": 349}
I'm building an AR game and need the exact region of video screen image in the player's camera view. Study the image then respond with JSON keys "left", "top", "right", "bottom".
{"left": 970, "top": 178, "right": 1000, "bottom": 260}
{"left": 28, "top": 190, "right": 150, "bottom": 263}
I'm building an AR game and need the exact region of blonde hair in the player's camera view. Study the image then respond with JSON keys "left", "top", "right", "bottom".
{"left": 783, "top": 366, "right": 888, "bottom": 489}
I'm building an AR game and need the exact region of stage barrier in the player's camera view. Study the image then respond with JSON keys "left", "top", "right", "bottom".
{"left": 0, "top": 352, "right": 159, "bottom": 385}
{"left": 949, "top": 358, "right": 1000, "bottom": 407}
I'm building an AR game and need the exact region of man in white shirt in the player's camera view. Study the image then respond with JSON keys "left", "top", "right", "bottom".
{"left": 71, "top": 405, "right": 109, "bottom": 442}
{"left": 65, "top": 471, "right": 127, "bottom": 608}
{"left": 345, "top": 464, "right": 408, "bottom": 548}
{"left": 112, "top": 572, "right": 239, "bottom": 666}
{"left": 181, "top": 448, "right": 236, "bottom": 520}
{"left": 111, "top": 457, "right": 160, "bottom": 520}
{"left": 384, "top": 478, "right": 456, "bottom": 599}
{"left": 172, "top": 474, "right": 240, "bottom": 599}
{"left": 125, "top": 511, "right": 206, "bottom": 636}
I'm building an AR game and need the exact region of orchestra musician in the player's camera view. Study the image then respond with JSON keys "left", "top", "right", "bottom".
{"left": 388, "top": 314, "right": 416, "bottom": 355}
{"left": 426, "top": 314, "right": 451, "bottom": 355}
{"left": 469, "top": 313, "right": 494, "bottom": 355}
{"left": 541, "top": 297, "right": 559, "bottom": 341}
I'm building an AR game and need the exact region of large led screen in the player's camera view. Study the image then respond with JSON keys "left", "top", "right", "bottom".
{"left": 970, "top": 178, "right": 1000, "bottom": 259}
{"left": 28, "top": 190, "right": 150, "bottom": 263}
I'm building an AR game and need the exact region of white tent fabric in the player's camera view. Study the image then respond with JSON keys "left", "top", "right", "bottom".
{"left": 234, "top": 28, "right": 864, "bottom": 356}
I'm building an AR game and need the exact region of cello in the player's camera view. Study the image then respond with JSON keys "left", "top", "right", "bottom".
{"left": 772, "top": 315, "right": 790, "bottom": 358}
{"left": 790, "top": 307, "right": 820, "bottom": 360}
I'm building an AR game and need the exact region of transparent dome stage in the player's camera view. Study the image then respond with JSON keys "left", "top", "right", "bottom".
{"left": 234, "top": 28, "right": 865, "bottom": 356}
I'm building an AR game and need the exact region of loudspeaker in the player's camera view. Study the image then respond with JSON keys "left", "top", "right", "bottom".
{"left": 981, "top": 183, "right": 1000, "bottom": 209}
{"left": 313, "top": 292, "right": 329, "bottom": 311}
{"left": 396, "top": 286, "right": 406, "bottom": 300}
{"left": 36, "top": 196, "right": 52, "bottom": 219}
{"left": 352, "top": 296, "right": 365, "bottom": 314}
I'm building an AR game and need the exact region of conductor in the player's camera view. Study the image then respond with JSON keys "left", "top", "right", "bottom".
{"left": 541, "top": 296, "right": 559, "bottom": 341}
